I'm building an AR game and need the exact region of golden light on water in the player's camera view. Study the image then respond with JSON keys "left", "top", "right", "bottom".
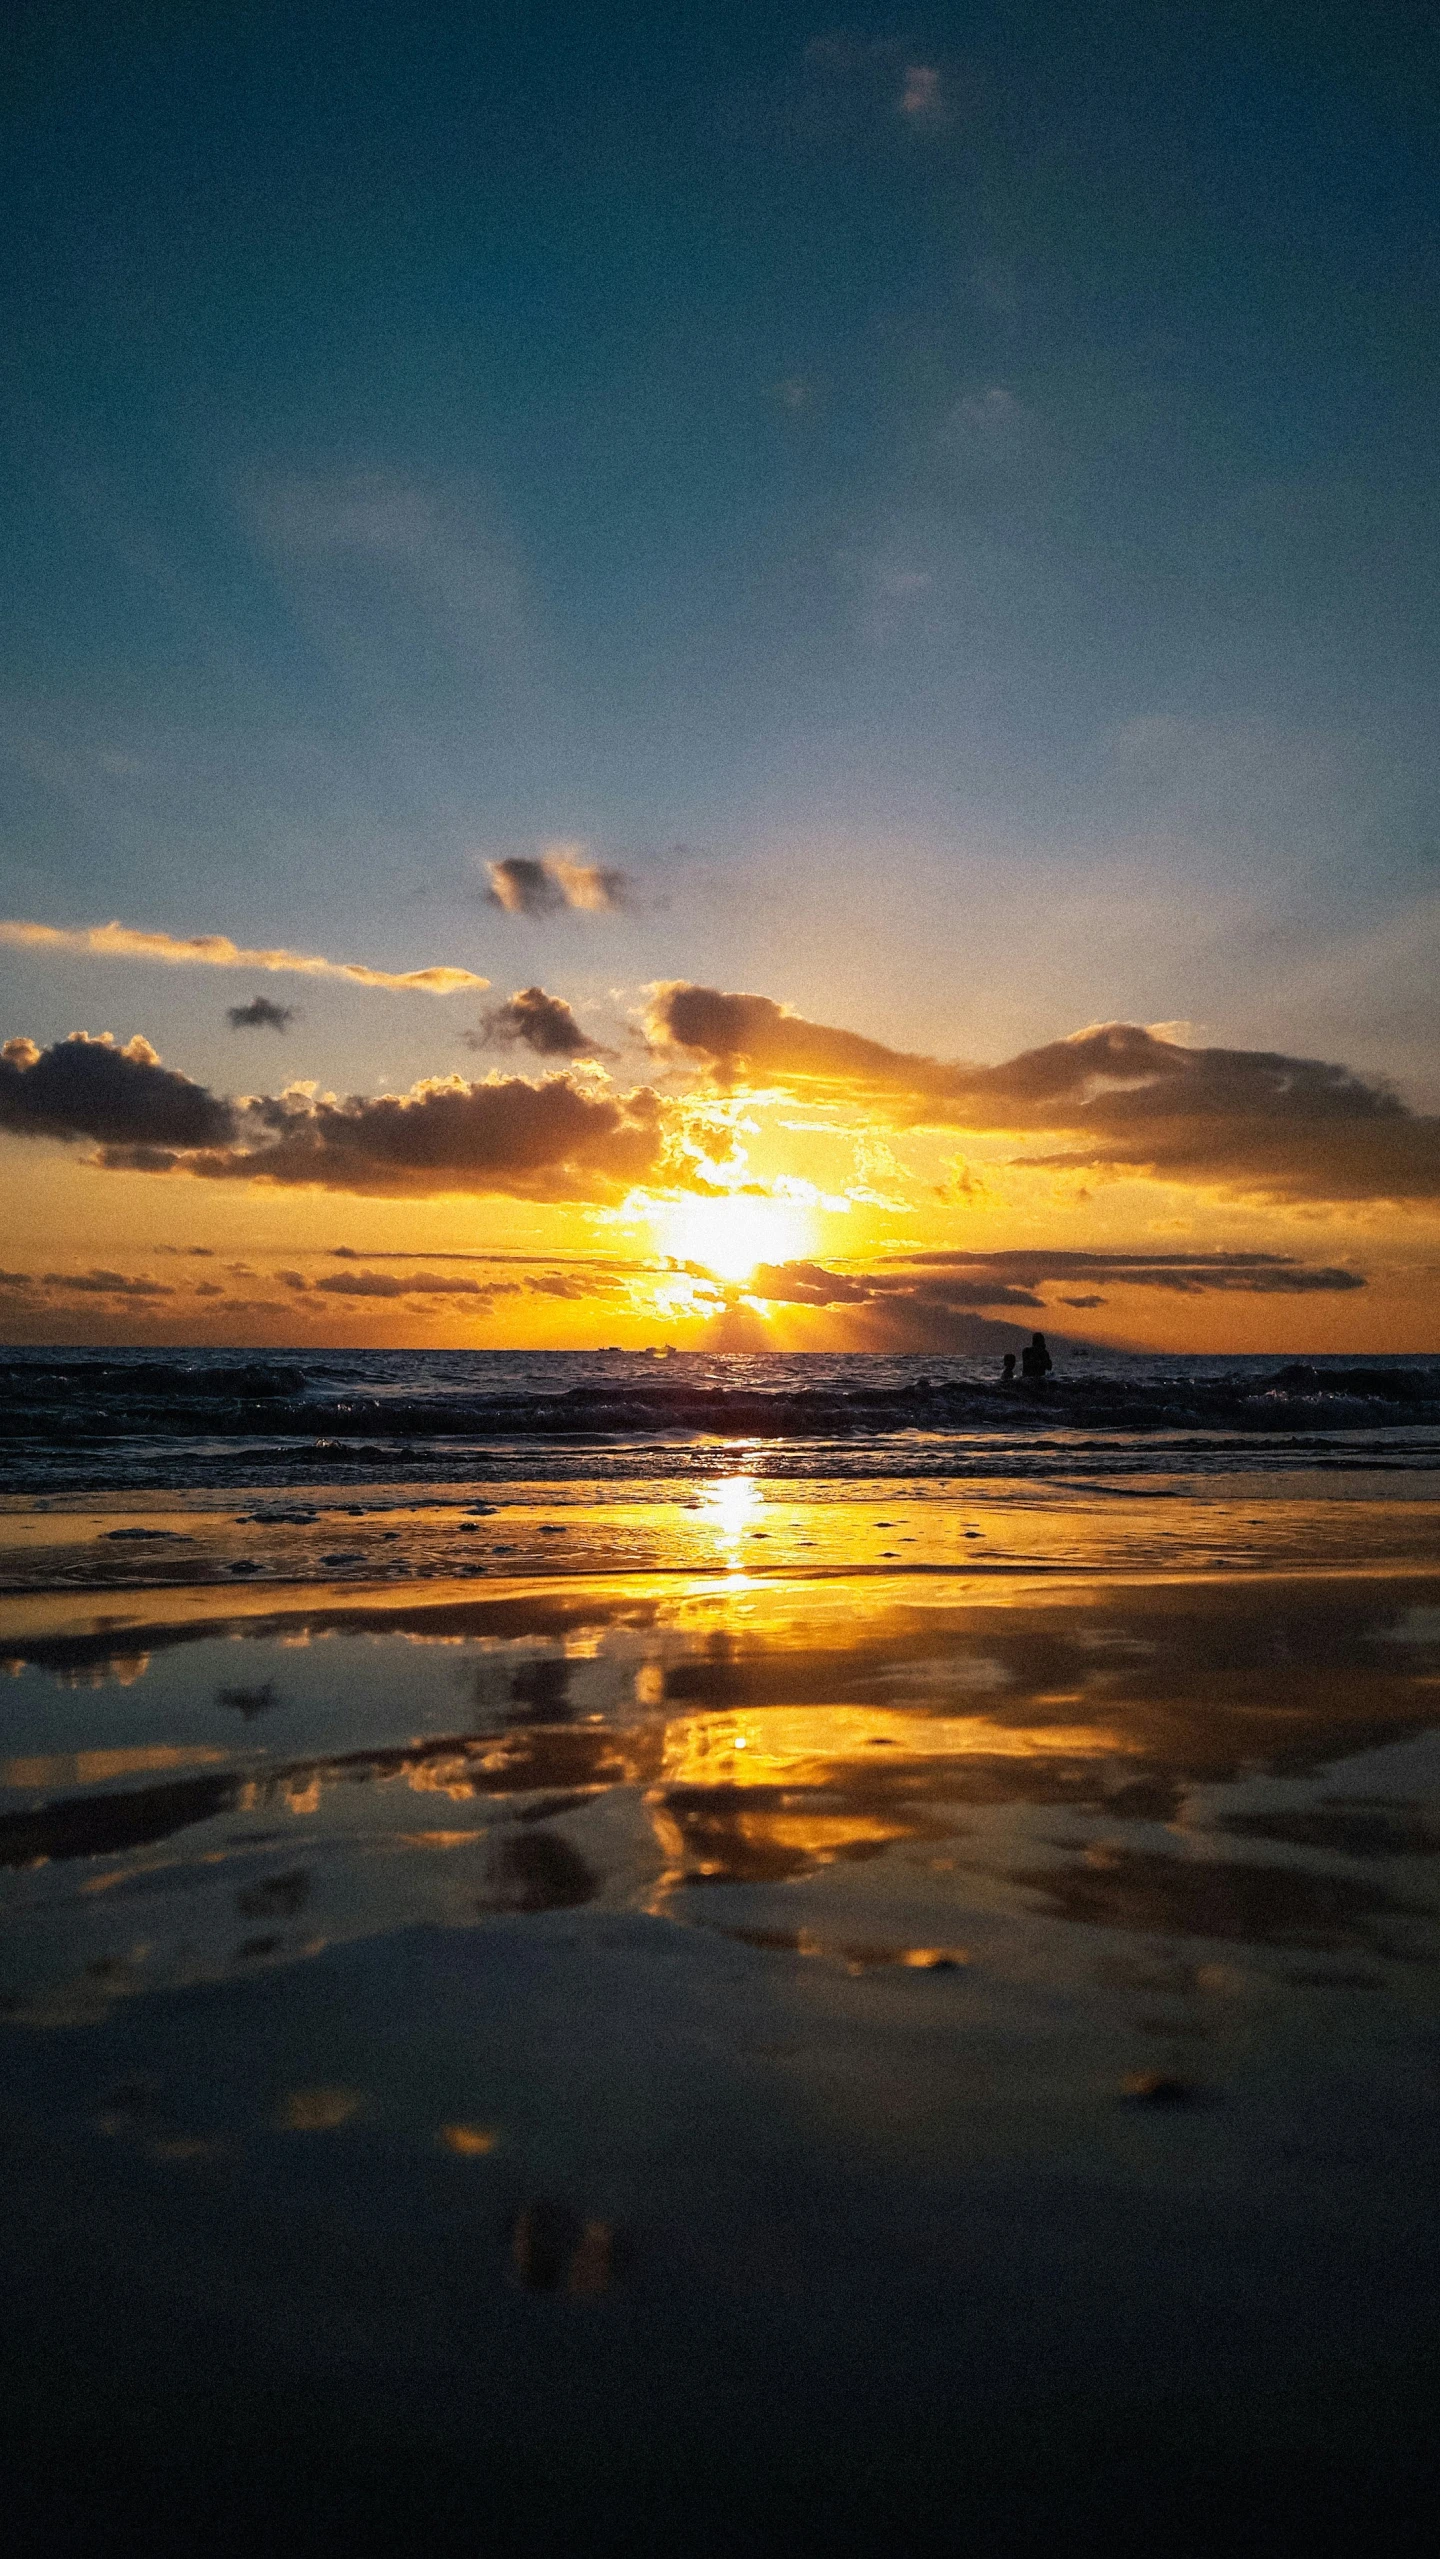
{"left": 658, "top": 1191, "right": 813, "bottom": 1282}
{"left": 697, "top": 1472, "right": 763, "bottom": 1568}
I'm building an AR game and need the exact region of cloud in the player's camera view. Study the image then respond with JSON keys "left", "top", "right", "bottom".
{"left": 466, "top": 986, "right": 606, "bottom": 1058}
{"left": 525, "top": 1270, "right": 623, "bottom": 1300}
{"left": 77, "top": 1074, "right": 669, "bottom": 1207}
{"left": 748, "top": 1261, "right": 1044, "bottom": 1312}
{"left": 649, "top": 988, "right": 1440, "bottom": 1205}
{"left": 738, "top": 1249, "right": 1365, "bottom": 1350}
{"left": 484, "top": 850, "right": 632, "bottom": 917}
{"left": 315, "top": 1270, "right": 492, "bottom": 1299}
{"left": 0, "top": 1023, "right": 670, "bottom": 1203}
{"left": 0, "top": 1267, "right": 179, "bottom": 1301}
{"left": 890, "top": 1250, "right": 1368, "bottom": 1297}
{"left": 898, "top": 63, "right": 947, "bottom": 123}
{"left": 647, "top": 983, "right": 948, "bottom": 1097}
{"left": 191, "top": 1075, "right": 665, "bottom": 1200}
{"left": 0, "top": 1033, "right": 236, "bottom": 1150}
{"left": 41, "top": 1269, "right": 176, "bottom": 1298}
{"left": 0, "top": 918, "right": 487, "bottom": 995}
{"left": 227, "top": 996, "right": 296, "bottom": 1032}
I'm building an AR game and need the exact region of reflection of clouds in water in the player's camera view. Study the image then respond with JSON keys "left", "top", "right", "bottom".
{"left": 4, "top": 1573, "right": 1440, "bottom": 2018}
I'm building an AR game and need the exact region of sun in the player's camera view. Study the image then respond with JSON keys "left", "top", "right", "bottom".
{"left": 659, "top": 1192, "right": 813, "bottom": 1283}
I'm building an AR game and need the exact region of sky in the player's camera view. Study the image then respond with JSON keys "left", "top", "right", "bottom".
{"left": 2, "top": 0, "right": 1438, "bottom": 1352}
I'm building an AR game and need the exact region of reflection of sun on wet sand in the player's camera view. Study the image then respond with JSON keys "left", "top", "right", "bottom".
{"left": 4, "top": 1564, "right": 1439, "bottom": 2020}
{"left": 6, "top": 1471, "right": 1440, "bottom": 1599}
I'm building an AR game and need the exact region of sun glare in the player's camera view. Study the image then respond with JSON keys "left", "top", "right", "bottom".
{"left": 659, "top": 1192, "right": 812, "bottom": 1282}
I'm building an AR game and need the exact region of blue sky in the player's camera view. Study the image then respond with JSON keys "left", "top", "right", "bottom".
{"left": 2, "top": 0, "right": 1437, "bottom": 1111}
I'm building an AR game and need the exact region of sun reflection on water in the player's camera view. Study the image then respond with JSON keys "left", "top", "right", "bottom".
{"left": 697, "top": 1473, "right": 763, "bottom": 1571}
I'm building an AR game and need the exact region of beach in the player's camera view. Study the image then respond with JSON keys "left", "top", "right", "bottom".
{"left": 2, "top": 1350, "right": 1439, "bottom": 2551}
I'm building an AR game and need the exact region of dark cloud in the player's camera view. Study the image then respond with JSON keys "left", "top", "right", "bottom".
{"left": 485, "top": 855, "right": 632, "bottom": 916}
{"left": 148, "top": 1073, "right": 668, "bottom": 1200}
{"left": 180, "top": 1074, "right": 670, "bottom": 1202}
{"left": 316, "top": 1269, "right": 491, "bottom": 1298}
{"left": 0, "top": 1033, "right": 235, "bottom": 1150}
{"left": 740, "top": 1249, "right": 1366, "bottom": 1345}
{"left": 649, "top": 989, "right": 1440, "bottom": 1204}
{"left": 891, "top": 1250, "right": 1367, "bottom": 1297}
{"left": 525, "top": 1270, "right": 623, "bottom": 1299}
{"left": 39, "top": 1269, "right": 175, "bottom": 1298}
{"left": 0, "top": 1031, "right": 672, "bottom": 1201}
{"left": 466, "top": 987, "right": 605, "bottom": 1058}
{"left": 226, "top": 996, "right": 296, "bottom": 1032}
{"left": 648, "top": 984, "right": 937, "bottom": 1099}
{"left": 748, "top": 1260, "right": 1043, "bottom": 1311}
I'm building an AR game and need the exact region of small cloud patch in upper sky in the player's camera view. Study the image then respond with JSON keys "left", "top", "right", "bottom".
{"left": 466, "top": 987, "right": 608, "bottom": 1058}
{"left": 899, "top": 64, "right": 947, "bottom": 124}
{"left": 227, "top": 996, "right": 295, "bottom": 1032}
{"left": 485, "top": 851, "right": 633, "bottom": 917}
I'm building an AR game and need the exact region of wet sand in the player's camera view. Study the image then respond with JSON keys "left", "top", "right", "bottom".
{"left": 3, "top": 1535, "right": 1440, "bottom": 2553}
{"left": 5, "top": 1466, "right": 1440, "bottom": 1592}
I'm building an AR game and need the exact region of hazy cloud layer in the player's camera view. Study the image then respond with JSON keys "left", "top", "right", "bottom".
{"left": 227, "top": 996, "right": 295, "bottom": 1031}
{"left": 485, "top": 852, "right": 632, "bottom": 916}
{"left": 650, "top": 988, "right": 1440, "bottom": 1204}
{"left": 466, "top": 986, "right": 604, "bottom": 1057}
{"left": 0, "top": 918, "right": 488, "bottom": 995}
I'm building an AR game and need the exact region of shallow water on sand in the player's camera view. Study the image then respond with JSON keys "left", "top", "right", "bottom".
{"left": 4, "top": 1538, "right": 1440, "bottom": 2552}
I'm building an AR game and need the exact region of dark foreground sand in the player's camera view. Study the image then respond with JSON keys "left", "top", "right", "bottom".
{"left": 3, "top": 1556, "right": 1439, "bottom": 2554}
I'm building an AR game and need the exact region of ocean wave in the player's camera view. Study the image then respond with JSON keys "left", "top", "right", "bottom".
{"left": 3, "top": 1352, "right": 1439, "bottom": 1450}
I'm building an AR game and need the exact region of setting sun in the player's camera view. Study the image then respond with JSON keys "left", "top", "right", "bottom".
{"left": 658, "top": 1192, "right": 814, "bottom": 1283}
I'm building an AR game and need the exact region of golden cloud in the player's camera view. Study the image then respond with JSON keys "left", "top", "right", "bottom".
{"left": 0, "top": 917, "right": 488, "bottom": 994}
{"left": 649, "top": 988, "right": 1440, "bottom": 1205}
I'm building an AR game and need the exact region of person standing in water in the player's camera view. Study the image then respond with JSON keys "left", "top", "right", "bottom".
{"left": 1001, "top": 1353, "right": 1016, "bottom": 1383}
{"left": 1021, "top": 1332, "right": 1053, "bottom": 1379}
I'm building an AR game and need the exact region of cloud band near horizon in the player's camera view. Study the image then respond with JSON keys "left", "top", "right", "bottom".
{"left": 5, "top": 988, "right": 1440, "bottom": 1212}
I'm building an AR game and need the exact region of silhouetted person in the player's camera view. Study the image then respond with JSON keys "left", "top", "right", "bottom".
{"left": 1021, "top": 1332, "right": 1053, "bottom": 1380}
{"left": 1001, "top": 1353, "right": 1016, "bottom": 1383}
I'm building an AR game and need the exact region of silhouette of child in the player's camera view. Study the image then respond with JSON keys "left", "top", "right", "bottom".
{"left": 1001, "top": 1354, "right": 1016, "bottom": 1382}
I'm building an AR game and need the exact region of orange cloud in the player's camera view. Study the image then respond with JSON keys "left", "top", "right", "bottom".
{"left": 0, "top": 917, "right": 488, "bottom": 994}
{"left": 648, "top": 988, "right": 1440, "bottom": 1205}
